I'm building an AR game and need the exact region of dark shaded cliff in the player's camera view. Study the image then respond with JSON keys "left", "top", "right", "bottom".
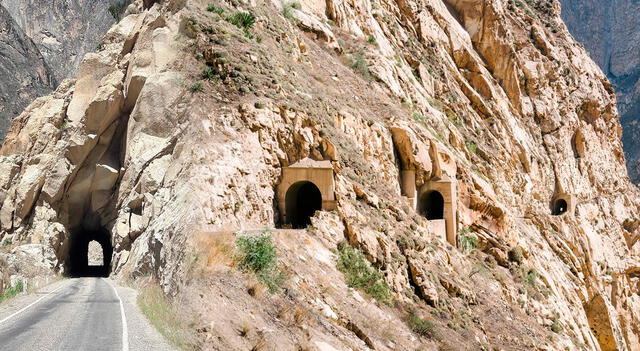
{"left": 0, "top": 0, "right": 115, "bottom": 82}
{"left": 0, "top": 0, "right": 115, "bottom": 140}
{"left": 0, "top": 6, "right": 55, "bottom": 139}
{"left": 560, "top": 0, "right": 640, "bottom": 184}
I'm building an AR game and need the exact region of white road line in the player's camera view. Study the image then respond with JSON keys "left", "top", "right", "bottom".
{"left": 0, "top": 281, "right": 67, "bottom": 325}
{"left": 105, "top": 278, "right": 129, "bottom": 351}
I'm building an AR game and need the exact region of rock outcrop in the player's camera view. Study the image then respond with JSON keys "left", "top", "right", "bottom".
{"left": 0, "top": 0, "right": 114, "bottom": 141}
{"left": 560, "top": 0, "right": 640, "bottom": 184}
{"left": 0, "top": 0, "right": 115, "bottom": 83}
{"left": 1, "top": 0, "right": 640, "bottom": 350}
{"left": 0, "top": 6, "right": 55, "bottom": 139}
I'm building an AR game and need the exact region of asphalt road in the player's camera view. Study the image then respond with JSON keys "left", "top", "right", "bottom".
{"left": 0, "top": 278, "right": 174, "bottom": 351}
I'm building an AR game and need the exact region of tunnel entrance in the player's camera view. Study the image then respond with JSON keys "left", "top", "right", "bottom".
{"left": 552, "top": 199, "right": 568, "bottom": 216}
{"left": 67, "top": 227, "right": 113, "bottom": 277}
{"left": 419, "top": 190, "right": 445, "bottom": 220}
{"left": 285, "top": 181, "right": 322, "bottom": 228}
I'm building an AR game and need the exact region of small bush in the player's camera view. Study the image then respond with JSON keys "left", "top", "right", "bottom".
{"left": 0, "top": 280, "right": 23, "bottom": 304}
{"left": 202, "top": 66, "right": 215, "bottom": 80}
{"left": 524, "top": 268, "right": 538, "bottom": 287}
{"left": 466, "top": 140, "right": 478, "bottom": 153}
{"left": 335, "top": 242, "right": 391, "bottom": 303}
{"left": 254, "top": 102, "right": 265, "bottom": 109}
{"left": 207, "top": 4, "right": 224, "bottom": 15}
{"left": 282, "top": 2, "right": 301, "bottom": 20}
{"left": 405, "top": 311, "right": 435, "bottom": 337}
{"left": 347, "top": 52, "right": 371, "bottom": 79}
{"left": 191, "top": 82, "right": 203, "bottom": 92}
{"left": 236, "top": 232, "right": 284, "bottom": 293}
{"left": 412, "top": 112, "right": 426, "bottom": 124}
{"left": 457, "top": 227, "right": 477, "bottom": 254}
{"left": 367, "top": 35, "right": 377, "bottom": 44}
{"left": 226, "top": 12, "right": 256, "bottom": 29}
{"left": 550, "top": 312, "right": 562, "bottom": 333}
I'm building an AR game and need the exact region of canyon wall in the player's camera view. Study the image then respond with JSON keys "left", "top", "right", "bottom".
{"left": 560, "top": 0, "right": 640, "bottom": 184}
{"left": 0, "top": 0, "right": 114, "bottom": 140}
{"left": 1, "top": 0, "right": 639, "bottom": 349}
{"left": 0, "top": 6, "right": 55, "bottom": 140}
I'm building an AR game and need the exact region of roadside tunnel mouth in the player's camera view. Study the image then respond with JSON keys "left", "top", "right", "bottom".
{"left": 285, "top": 181, "right": 322, "bottom": 228}
{"left": 66, "top": 226, "right": 113, "bottom": 277}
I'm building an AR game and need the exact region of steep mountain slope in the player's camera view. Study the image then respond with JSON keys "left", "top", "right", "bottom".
{"left": 0, "top": 0, "right": 115, "bottom": 82}
{"left": 0, "top": 6, "right": 55, "bottom": 139}
{"left": 1, "top": 0, "right": 640, "bottom": 350}
{"left": 560, "top": 0, "right": 640, "bottom": 184}
{"left": 0, "top": 0, "right": 114, "bottom": 141}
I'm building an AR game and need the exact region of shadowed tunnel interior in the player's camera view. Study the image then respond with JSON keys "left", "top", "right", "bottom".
{"left": 552, "top": 199, "right": 568, "bottom": 216}
{"left": 285, "top": 181, "right": 322, "bottom": 228}
{"left": 419, "top": 190, "right": 444, "bottom": 220}
{"left": 67, "top": 227, "right": 113, "bottom": 277}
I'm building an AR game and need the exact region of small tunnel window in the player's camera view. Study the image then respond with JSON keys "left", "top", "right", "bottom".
{"left": 285, "top": 181, "right": 322, "bottom": 228}
{"left": 552, "top": 199, "right": 568, "bottom": 216}
{"left": 419, "top": 190, "right": 445, "bottom": 220}
{"left": 67, "top": 227, "right": 113, "bottom": 277}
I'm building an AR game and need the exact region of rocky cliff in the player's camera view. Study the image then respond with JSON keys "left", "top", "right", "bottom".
{"left": 560, "top": 0, "right": 640, "bottom": 184}
{"left": 0, "top": 6, "right": 55, "bottom": 140}
{"left": 0, "top": 0, "right": 114, "bottom": 140}
{"left": 0, "top": 0, "right": 115, "bottom": 82}
{"left": 1, "top": 0, "right": 640, "bottom": 350}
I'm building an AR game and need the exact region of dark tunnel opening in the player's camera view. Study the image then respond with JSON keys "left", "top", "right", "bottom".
{"left": 66, "top": 227, "right": 113, "bottom": 277}
{"left": 419, "top": 190, "right": 445, "bottom": 220}
{"left": 552, "top": 199, "right": 568, "bottom": 216}
{"left": 285, "top": 181, "right": 322, "bottom": 229}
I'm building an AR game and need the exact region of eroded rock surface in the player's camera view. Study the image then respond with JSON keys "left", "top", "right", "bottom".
{"left": 0, "top": 0, "right": 639, "bottom": 350}
{"left": 0, "top": 6, "right": 55, "bottom": 139}
{"left": 560, "top": 0, "right": 640, "bottom": 184}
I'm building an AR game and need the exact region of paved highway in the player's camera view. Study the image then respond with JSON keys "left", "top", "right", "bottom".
{"left": 0, "top": 278, "right": 174, "bottom": 351}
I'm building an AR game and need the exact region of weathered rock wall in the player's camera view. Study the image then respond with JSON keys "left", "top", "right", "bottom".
{"left": 0, "top": 6, "right": 55, "bottom": 140}
{"left": 560, "top": 0, "right": 640, "bottom": 184}
{"left": 0, "top": 0, "right": 639, "bottom": 349}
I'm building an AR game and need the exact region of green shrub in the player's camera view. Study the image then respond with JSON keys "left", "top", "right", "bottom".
{"left": 207, "top": 4, "right": 224, "bottom": 15}
{"left": 405, "top": 311, "right": 435, "bottom": 337}
{"left": 550, "top": 312, "right": 562, "bottom": 333}
{"left": 524, "top": 268, "right": 538, "bottom": 287}
{"left": 466, "top": 140, "right": 478, "bottom": 153}
{"left": 412, "top": 112, "right": 426, "bottom": 124}
{"left": 191, "top": 82, "right": 203, "bottom": 92}
{"left": 226, "top": 12, "right": 256, "bottom": 29}
{"left": 236, "top": 232, "right": 284, "bottom": 293}
{"left": 202, "top": 66, "right": 215, "bottom": 80}
{"left": 254, "top": 102, "right": 265, "bottom": 109}
{"left": 0, "top": 280, "right": 23, "bottom": 304}
{"left": 282, "top": 2, "right": 301, "bottom": 20}
{"left": 457, "top": 227, "right": 477, "bottom": 254}
{"left": 367, "top": 35, "right": 377, "bottom": 44}
{"left": 335, "top": 243, "right": 391, "bottom": 303}
{"left": 348, "top": 52, "right": 371, "bottom": 79}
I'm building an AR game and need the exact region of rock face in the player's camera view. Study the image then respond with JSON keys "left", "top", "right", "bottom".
{"left": 1, "top": 0, "right": 640, "bottom": 350}
{"left": 560, "top": 0, "right": 640, "bottom": 184}
{"left": 0, "top": 0, "right": 114, "bottom": 141}
{"left": 0, "top": 6, "right": 55, "bottom": 139}
{"left": 0, "top": 0, "right": 115, "bottom": 83}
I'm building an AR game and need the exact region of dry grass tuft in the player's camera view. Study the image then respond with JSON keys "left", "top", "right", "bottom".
{"left": 193, "top": 231, "right": 236, "bottom": 270}
{"left": 137, "top": 279, "right": 196, "bottom": 350}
